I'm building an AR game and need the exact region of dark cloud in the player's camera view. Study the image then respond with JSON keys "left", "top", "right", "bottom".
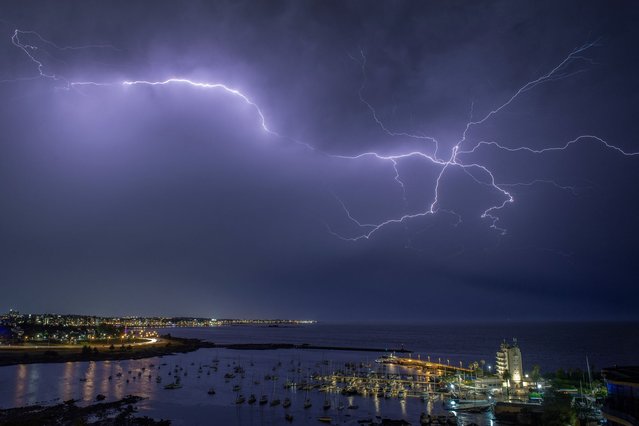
{"left": 0, "top": 1, "right": 638, "bottom": 320}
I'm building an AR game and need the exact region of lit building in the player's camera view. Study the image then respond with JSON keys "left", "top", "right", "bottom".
{"left": 496, "top": 338, "right": 524, "bottom": 385}
{"left": 475, "top": 376, "right": 504, "bottom": 392}
{"left": 602, "top": 366, "right": 639, "bottom": 426}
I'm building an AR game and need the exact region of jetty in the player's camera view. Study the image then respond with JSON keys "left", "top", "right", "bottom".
{"left": 376, "top": 354, "right": 473, "bottom": 374}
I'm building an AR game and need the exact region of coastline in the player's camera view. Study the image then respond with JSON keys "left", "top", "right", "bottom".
{"left": 0, "top": 336, "right": 410, "bottom": 367}
{"left": 0, "top": 336, "right": 211, "bottom": 367}
{"left": 0, "top": 395, "right": 169, "bottom": 425}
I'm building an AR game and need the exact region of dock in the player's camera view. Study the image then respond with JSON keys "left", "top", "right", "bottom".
{"left": 376, "top": 355, "right": 473, "bottom": 374}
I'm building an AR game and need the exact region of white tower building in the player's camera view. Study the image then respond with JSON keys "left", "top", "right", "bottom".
{"left": 496, "top": 338, "right": 523, "bottom": 385}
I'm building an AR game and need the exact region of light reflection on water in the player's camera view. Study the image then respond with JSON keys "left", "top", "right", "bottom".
{"left": 3, "top": 322, "right": 633, "bottom": 424}
{"left": 14, "top": 364, "right": 26, "bottom": 407}
{"left": 0, "top": 348, "right": 495, "bottom": 425}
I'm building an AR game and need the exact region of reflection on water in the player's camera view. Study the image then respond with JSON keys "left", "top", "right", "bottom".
{"left": 0, "top": 348, "right": 497, "bottom": 425}
{"left": 14, "top": 364, "right": 26, "bottom": 407}
{"left": 83, "top": 361, "right": 95, "bottom": 402}
{"left": 13, "top": 364, "right": 44, "bottom": 407}
{"left": 65, "top": 362, "right": 78, "bottom": 402}
{"left": 27, "top": 364, "right": 40, "bottom": 405}
{"left": 99, "top": 361, "right": 110, "bottom": 396}
{"left": 3, "top": 322, "right": 634, "bottom": 424}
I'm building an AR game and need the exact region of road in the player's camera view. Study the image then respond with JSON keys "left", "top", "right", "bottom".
{"left": 0, "top": 338, "right": 159, "bottom": 351}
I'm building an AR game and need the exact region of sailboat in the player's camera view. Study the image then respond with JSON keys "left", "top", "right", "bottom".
{"left": 270, "top": 380, "right": 281, "bottom": 406}
{"left": 303, "top": 369, "right": 312, "bottom": 408}
{"left": 165, "top": 375, "right": 182, "bottom": 389}
{"left": 444, "top": 398, "right": 492, "bottom": 413}
{"left": 322, "top": 397, "right": 331, "bottom": 410}
{"left": 164, "top": 381, "right": 182, "bottom": 390}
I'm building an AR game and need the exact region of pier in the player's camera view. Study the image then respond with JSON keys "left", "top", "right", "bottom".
{"left": 377, "top": 355, "right": 473, "bottom": 374}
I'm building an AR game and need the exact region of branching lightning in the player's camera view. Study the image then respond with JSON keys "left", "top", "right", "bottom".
{"left": 5, "top": 28, "right": 638, "bottom": 242}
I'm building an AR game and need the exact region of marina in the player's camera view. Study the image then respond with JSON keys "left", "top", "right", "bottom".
{"left": 0, "top": 347, "right": 497, "bottom": 425}
{"left": 0, "top": 322, "right": 632, "bottom": 424}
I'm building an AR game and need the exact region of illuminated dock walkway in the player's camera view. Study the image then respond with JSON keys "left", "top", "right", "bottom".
{"left": 378, "top": 356, "right": 473, "bottom": 374}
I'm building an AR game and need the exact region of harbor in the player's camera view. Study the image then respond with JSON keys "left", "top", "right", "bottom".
{"left": 0, "top": 322, "right": 628, "bottom": 425}
{"left": 0, "top": 347, "right": 496, "bottom": 425}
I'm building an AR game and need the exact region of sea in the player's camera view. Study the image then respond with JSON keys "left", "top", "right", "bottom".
{"left": 0, "top": 322, "right": 637, "bottom": 425}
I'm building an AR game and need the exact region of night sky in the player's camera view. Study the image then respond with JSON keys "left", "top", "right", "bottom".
{"left": 1, "top": 1, "right": 638, "bottom": 321}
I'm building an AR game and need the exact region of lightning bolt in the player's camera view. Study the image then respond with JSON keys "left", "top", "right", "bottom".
{"left": 121, "top": 79, "right": 277, "bottom": 136}
{"left": 9, "top": 29, "right": 118, "bottom": 84}
{"left": 329, "top": 43, "right": 638, "bottom": 240}
{"left": 5, "top": 28, "right": 639, "bottom": 242}
{"left": 9, "top": 30, "right": 276, "bottom": 135}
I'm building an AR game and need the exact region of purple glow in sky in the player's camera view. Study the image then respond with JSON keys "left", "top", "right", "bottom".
{"left": 1, "top": 1, "right": 638, "bottom": 321}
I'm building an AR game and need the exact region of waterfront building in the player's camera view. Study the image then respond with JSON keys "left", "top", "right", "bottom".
{"left": 602, "top": 366, "right": 639, "bottom": 426}
{"left": 0, "top": 325, "right": 12, "bottom": 342}
{"left": 496, "top": 338, "right": 524, "bottom": 385}
{"left": 475, "top": 376, "right": 503, "bottom": 392}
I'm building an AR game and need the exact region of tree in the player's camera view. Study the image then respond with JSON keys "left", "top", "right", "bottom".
{"left": 502, "top": 369, "right": 512, "bottom": 399}
{"left": 531, "top": 365, "right": 541, "bottom": 388}
{"left": 81, "top": 345, "right": 91, "bottom": 357}
{"left": 542, "top": 391, "right": 577, "bottom": 425}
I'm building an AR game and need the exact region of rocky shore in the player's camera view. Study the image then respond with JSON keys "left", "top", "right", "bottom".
{"left": 0, "top": 395, "right": 170, "bottom": 425}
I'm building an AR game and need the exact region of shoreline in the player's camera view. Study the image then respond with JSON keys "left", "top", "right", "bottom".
{"left": 0, "top": 337, "right": 410, "bottom": 367}
{"left": 0, "top": 336, "right": 212, "bottom": 367}
{"left": 0, "top": 395, "right": 169, "bottom": 425}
